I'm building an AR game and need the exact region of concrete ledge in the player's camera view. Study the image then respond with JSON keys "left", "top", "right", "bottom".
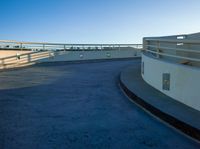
{"left": 119, "top": 64, "right": 200, "bottom": 142}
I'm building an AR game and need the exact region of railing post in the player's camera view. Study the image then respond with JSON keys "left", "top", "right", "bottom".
{"left": 82, "top": 45, "right": 85, "bottom": 51}
{"left": 143, "top": 38, "right": 148, "bottom": 52}
{"left": 20, "top": 43, "right": 23, "bottom": 51}
{"left": 156, "top": 41, "right": 160, "bottom": 58}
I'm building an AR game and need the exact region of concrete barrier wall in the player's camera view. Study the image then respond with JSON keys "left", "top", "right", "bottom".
{"left": 142, "top": 53, "right": 200, "bottom": 111}
{"left": 38, "top": 49, "right": 141, "bottom": 63}
{"left": 0, "top": 48, "right": 141, "bottom": 69}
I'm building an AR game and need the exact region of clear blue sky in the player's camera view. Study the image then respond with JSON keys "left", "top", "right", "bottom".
{"left": 0, "top": 0, "right": 200, "bottom": 43}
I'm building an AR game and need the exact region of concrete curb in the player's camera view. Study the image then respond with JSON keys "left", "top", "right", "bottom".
{"left": 119, "top": 70, "right": 200, "bottom": 142}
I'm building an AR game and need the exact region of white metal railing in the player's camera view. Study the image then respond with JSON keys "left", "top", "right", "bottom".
{"left": 0, "top": 40, "right": 142, "bottom": 51}
{"left": 0, "top": 40, "right": 142, "bottom": 69}
{"left": 143, "top": 34, "right": 200, "bottom": 66}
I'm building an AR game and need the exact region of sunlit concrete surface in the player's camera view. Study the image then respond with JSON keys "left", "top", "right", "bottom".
{"left": 0, "top": 60, "right": 199, "bottom": 149}
{"left": 0, "top": 50, "right": 31, "bottom": 58}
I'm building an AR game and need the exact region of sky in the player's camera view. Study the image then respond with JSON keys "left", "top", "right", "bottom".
{"left": 0, "top": 0, "right": 200, "bottom": 44}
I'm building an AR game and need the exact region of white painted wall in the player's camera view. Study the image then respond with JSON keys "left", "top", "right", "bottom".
{"left": 38, "top": 49, "right": 141, "bottom": 63}
{"left": 142, "top": 53, "right": 200, "bottom": 111}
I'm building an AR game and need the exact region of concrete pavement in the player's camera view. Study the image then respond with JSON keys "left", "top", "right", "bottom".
{"left": 0, "top": 59, "right": 199, "bottom": 149}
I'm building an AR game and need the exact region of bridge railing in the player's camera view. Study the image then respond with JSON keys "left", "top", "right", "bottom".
{"left": 0, "top": 40, "right": 142, "bottom": 51}
{"left": 143, "top": 35, "right": 200, "bottom": 67}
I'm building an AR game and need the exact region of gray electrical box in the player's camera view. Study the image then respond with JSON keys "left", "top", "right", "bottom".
{"left": 163, "top": 73, "right": 170, "bottom": 90}
{"left": 141, "top": 62, "right": 144, "bottom": 75}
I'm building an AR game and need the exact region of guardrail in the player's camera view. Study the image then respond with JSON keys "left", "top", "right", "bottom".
{"left": 0, "top": 40, "right": 142, "bottom": 51}
{"left": 0, "top": 40, "right": 142, "bottom": 69}
{"left": 143, "top": 34, "right": 200, "bottom": 66}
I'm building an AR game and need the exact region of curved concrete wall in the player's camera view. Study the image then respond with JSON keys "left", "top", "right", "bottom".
{"left": 142, "top": 53, "right": 200, "bottom": 111}
{"left": 38, "top": 49, "right": 141, "bottom": 63}
{"left": 0, "top": 49, "right": 141, "bottom": 70}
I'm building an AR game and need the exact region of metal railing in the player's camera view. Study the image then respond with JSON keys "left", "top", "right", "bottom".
{"left": 143, "top": 34, "right": 200, "bottom": 66}
{"left": 0, "top": 40, "right": 142, "bottom": 69}
{"left": 0, "top": 40, "right": 142, "bottom": 51}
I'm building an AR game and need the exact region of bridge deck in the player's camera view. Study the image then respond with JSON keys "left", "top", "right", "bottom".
{"left": 0, "top": 60, "right": 199, "bottom": 149}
